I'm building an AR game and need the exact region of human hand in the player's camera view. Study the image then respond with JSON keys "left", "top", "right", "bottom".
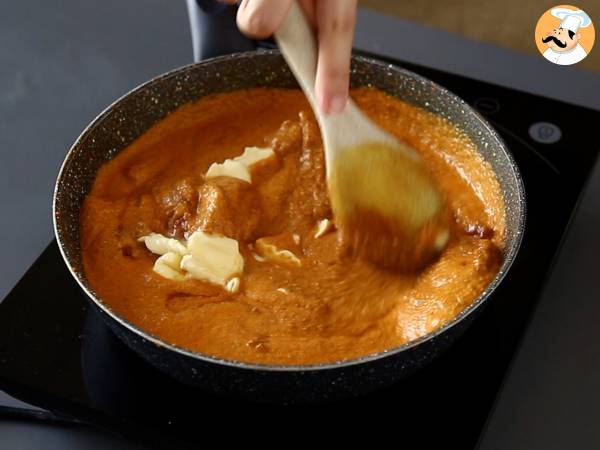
{"left": 220, "top": 0, "right": 357, "bottom": 114}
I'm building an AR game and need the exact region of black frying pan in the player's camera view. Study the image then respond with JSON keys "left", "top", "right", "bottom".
{"left": 53, "top": 50, "right": 525, "bottom": 403}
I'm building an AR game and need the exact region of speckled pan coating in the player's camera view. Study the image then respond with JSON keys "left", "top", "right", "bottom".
{"left": 53, "top": 51, "right": 525, "bottom": 402}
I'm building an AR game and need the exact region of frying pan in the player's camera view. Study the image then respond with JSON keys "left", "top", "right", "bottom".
{"left": 53, "top": 50, "right": 525, "bottom": 403}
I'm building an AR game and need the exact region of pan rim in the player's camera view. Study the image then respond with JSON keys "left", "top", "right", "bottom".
{"left": 53, "top": 49, "right": 526, "bottom": 373}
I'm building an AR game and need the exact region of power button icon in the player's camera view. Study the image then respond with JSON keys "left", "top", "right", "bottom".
{"left": 528, "top": 122, "right": 562, "bottom": 144}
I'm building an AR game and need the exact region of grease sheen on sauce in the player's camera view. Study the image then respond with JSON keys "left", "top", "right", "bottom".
{"left": 81, "top": 87, "right": 505, "bottom": 365}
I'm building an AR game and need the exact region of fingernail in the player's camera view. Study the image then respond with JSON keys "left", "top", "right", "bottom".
{"left": 328, "top": 95, "right": 347, "bottom": 114}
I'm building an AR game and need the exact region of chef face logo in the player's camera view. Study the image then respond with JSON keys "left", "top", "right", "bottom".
{"left": 542, "top": 27, "right": 580, "bottom": 52}
{"left": 535, "top": 5, "right": 595, "bottom": 65}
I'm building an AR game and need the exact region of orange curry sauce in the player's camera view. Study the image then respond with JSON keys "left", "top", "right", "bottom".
{"left": 81, "top": 87, "right": 505, "bottom": 365}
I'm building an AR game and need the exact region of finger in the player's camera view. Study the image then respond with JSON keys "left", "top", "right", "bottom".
{"left": 236, "top": 0, "right": 293, "bottom": 39}
{"left": 314, "top": 0, "right": 357, "bottom": 114}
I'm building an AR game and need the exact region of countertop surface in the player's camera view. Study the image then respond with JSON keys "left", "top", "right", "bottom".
{"left": 1, "top": 1, "right": 599, "bottom": 449}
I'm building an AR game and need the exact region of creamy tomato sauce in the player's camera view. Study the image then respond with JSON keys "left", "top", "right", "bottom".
{"left": 81, "top": 87, "right": 505, "bottom": 365}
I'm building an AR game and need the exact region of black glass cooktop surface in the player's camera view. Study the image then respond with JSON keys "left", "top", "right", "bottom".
{"left": 1, "top": 56, "right": 599, "bottom": 448}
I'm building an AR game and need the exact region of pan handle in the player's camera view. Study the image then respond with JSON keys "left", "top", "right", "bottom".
{"left": 186, "top": 0, "right": 256, "bottom": 62}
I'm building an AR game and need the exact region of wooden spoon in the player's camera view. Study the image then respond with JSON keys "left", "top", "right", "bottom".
{"left": 274, "top": 1, "right": 450, "bottom": 271}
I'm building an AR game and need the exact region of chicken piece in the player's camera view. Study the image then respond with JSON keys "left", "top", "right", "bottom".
{"left": 286, "top": 111, "right": 331, "bottom": 225}
{"left": 155, "top": 178, "right": 200, "bottom": 239}
{"left": 270, "top": 119, "right": 303, "bottom": 156}
{"left": 191, "top": 176, "right": 260, "bottom": 242}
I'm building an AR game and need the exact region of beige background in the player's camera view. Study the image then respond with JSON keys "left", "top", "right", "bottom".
{"left": 361, "top": 0, "right": 600, "bottom": 72}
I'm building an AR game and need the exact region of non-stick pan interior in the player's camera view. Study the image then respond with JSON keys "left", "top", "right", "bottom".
{"left": 53, "top": 50, "right": 525, "bottom": 367}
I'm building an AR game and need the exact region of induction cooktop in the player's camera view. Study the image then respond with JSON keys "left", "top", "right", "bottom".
{"left": 1, "top": 54, "right": 598, "bottom": 449}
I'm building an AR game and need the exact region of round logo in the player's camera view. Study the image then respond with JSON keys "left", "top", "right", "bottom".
{"left": 535, "top": 5, "right": 595, "bottom": 66}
